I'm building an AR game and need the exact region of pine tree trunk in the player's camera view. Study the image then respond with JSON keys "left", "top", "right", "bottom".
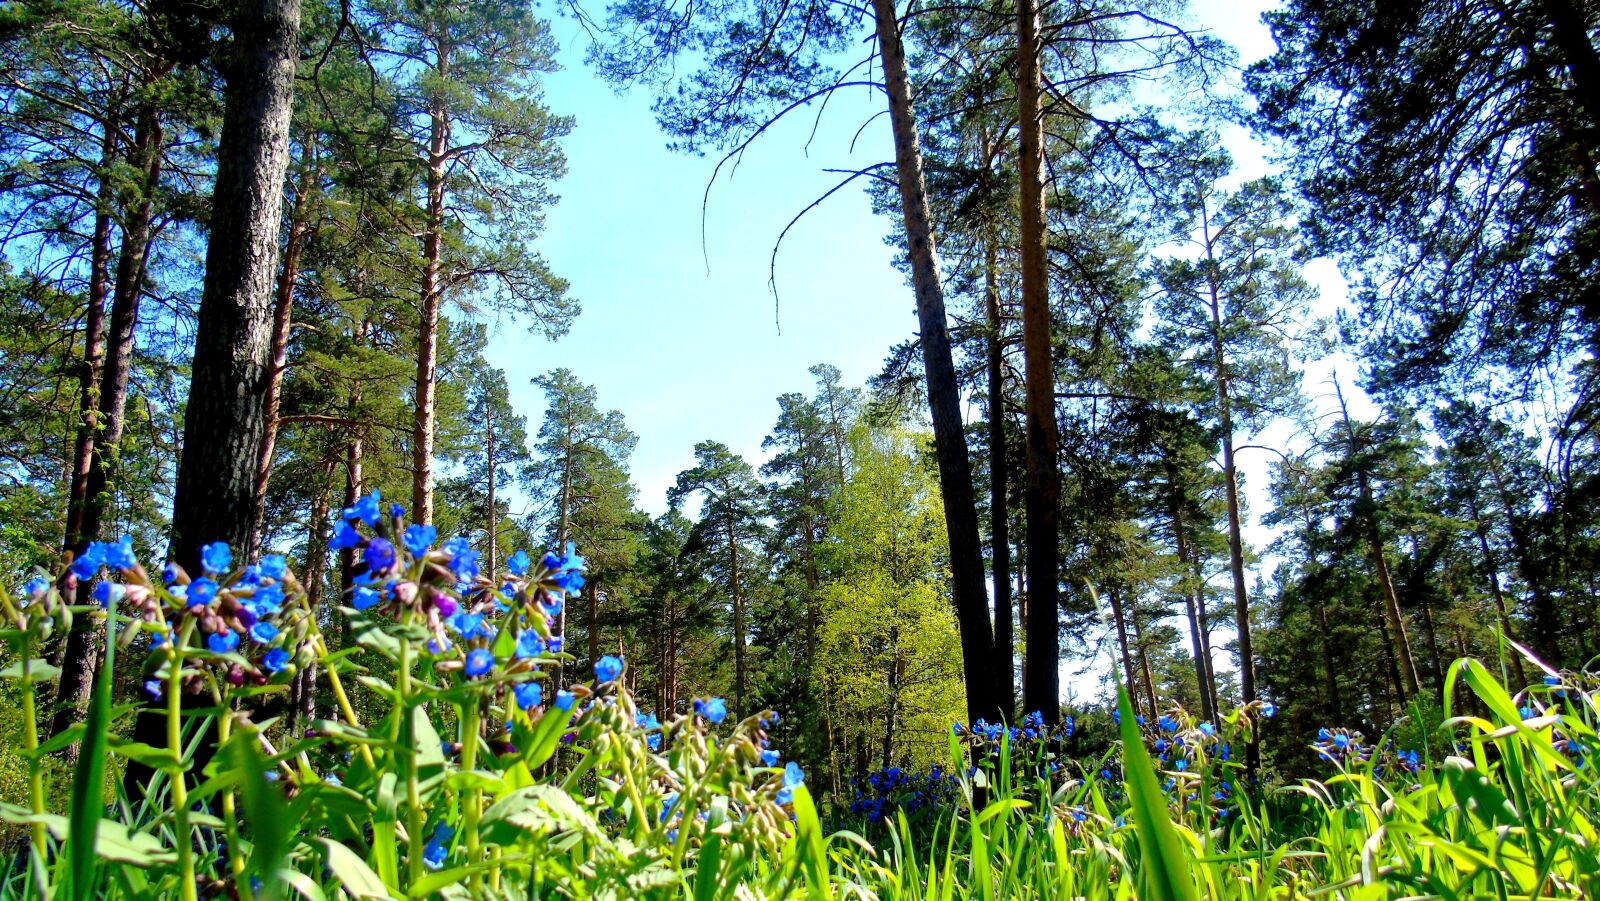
{"left": 1202, "top": 236, "right": 1257, "bottom": 767}
{"left": 1470, "top": 496, "right": 1526, "bottom": 685}
{"left": 1168, "top": 492, "right": 1215, "bottom": 720}
{"left": 869, "top": 0, "right": 997, "bottom": 726}
{"left": 341, "top": 436, "right": 363, "bottom": 596}
{"left": 1016, "top": 0, "right": 1062, "bottom": 727}
{"left": 50, "top": 108, "right": 163, "bottom": 757}
{"left": 1130, "top": 610, "right": 1159, "bottom": 718}
{"left": 883, "top": 624, "right": 900, "bottom": 769}
{"left": 251, "top": 157, "right": 315, "bottom": 556}
{"left": 1108, "top": 585, "right": 1141, "bottom": 714}
{"left": 486, "top": 421, "right": 497, "bottom": 575}
{"left": 727, "top": 513, "right": 746, "bottom": 717}
{"left": 413, "top": 50, "right": 451, "bottom": 526}
{"left": 169, "top": 0, "right": 303, "bottom": 573}
{"left": 984, "top": 230, "right": 1015, "bottom": 717}
{"left": 63, "top": 130, "right": 118, "bottom": 550}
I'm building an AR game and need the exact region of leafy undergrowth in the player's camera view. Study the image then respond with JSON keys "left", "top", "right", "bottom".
{"left": 0, "top": 510, "right": 1595, "bottom": 898}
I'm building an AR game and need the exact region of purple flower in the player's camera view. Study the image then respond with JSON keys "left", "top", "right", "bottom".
{"left": 209, "top": 630, "right": 241, "bottom": 654}
{"left": 263, "top": 648, "right": 290, "bottom": 673}
{"left": 595, "top": 655, "right": 623, "bottom": 683}
{"left": 404, "top": 524, "right": 436, "bottom": 558}
{"left": 465, "top": 648, "right": 494, "bottom": 678}
{"left": 365, "top": 537, "right": 396, "bottom": 574}
{"left": 434, "top": 593, "right": 458, "bottom": 617}
{"left": 200, "top": 542, "right": 232, "bottom": 576}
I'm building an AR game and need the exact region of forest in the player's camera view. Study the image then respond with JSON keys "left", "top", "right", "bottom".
{"left": 1, "top": 0, "right": 1599, "bottom": 897}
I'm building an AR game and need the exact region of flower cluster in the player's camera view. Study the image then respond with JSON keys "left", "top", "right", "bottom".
{"left": 848, "top": 764, "right": 958, "bottom": 823}
{"left": 953, "top": 709, "right": 1075, "bottom": 747}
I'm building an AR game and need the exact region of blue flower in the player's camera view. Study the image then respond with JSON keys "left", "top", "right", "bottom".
{"left": 364, "top": 537, "right": 396, "bottom": 574}
{"left": 547, "top": 635, "right": 564, "bottom": 653}
{"left": 329, "top": 521, "right": 362, "bottom": 551}
{"left": 422, "top": 823, "right": 451, "bottom": 870}
{"left": 249, "top": 622, "right": 279, "bottom": 644}
{"left": 507, "top": 549, "right": 531, "bottom": 577}
{"left": 105, "top": 535, "right": 137, "bottom": 570}
{"left": 761, "top": 749, "right": 780, "bottom": 767}
{"left": 69, "top": 543, "right": 107, "bottom": 579}
{"left": 553, "top": 569, "right": 585, "bottom": 595}
{"left": 595, "top": 655, "right": 623, "bottom": 683}
{"left": 1158, "top": 715, "right": 1178, "bottom": 733}
{"left": 209, "top": 630, "right": 241, "bottom": 654}
{"left": 695, "top": 697, "right": 728, "bottom": 725}
{"left": 515, "top": 630, "right": 545, "bottom": 659}
{"left": 352, "top": 586, "right": 380, "bottom": 611}
{"left": 187, "top": 577, "right": 218, "bottom": 607}
{"left": 142, "top": 679, "right": 162, "bottom": 700}
{"left": 1174, "top": 759, "right": 1188, "bottom": 771}
{"left": 344, "top": 491, "right": 382, "bottom": 526}
{"left": 404, "top": 524, "right": 436, "bottom": 558}
{"left": 390, "top": 503, "right": 405, "bottom": 520}
{"left": 450, "top": 612, "right": 487, "bottom": 640}
{"left": 92, "top": 581, "right": 124, "bottom": 607}
{"left": 251, "top": 583, "right": 285, "bottom": 616}
{"left": 161, "top": 562, "right": 182, "bottom": 585}
{"left": 1199, "top": 722, "right": 1215, "bottom": 737}
{"left": 200, "top": 542, "right": 232, "bottom": 576}
{"left": 465, "top": 648, "right": 494, "bottom": 678}
{"left": 262, "top": 648, "right": 290, "bottom": 673}
{"left": 776, "top": 761, "right": 805, "bottom": 804}
{"left": 22, "top": 575, "right": 48, "bottom": 599}
{"left": 1520, "top": 705, "right": 1537, "bottom": 720}
{"left": 260, "top": 554, "right": 287, "bottom": 580}
{"left": 1261, "top": 701, "right": 1277, "bottom": 718}
{"left": 514, "top": 682, "right": 543, "bottom": 710}
{"left": 554, "top": 690, "right": 576, "bottom": 712}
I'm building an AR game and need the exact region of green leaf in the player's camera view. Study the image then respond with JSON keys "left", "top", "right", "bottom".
{"left": 1118, "top": 684, "right": 1196, "bottom": 901}
{"left": 225, "top": 728, "right": 296, "bottom": 900}
{"left": 0, "top": 658, "right": 61, "bottom": 681}
{"left": 91, "top": 819, "right": 176, "bottom": 865}
{"left": 791, "top": 785, "right": 832, "bottom": 900}
{"left": 67, "top": 607, "right": 116, "bottom": 901}
{"left": 312, "top": 837, "right": 395, "bottom": 900}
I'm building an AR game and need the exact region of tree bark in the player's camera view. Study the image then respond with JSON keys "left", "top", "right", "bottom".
{"left": 486, "top": 416, "right": 498, "bottom": 575}
{"left": 412, "top": 46, "right": 451, "bottom": 527}
{"left": 63, "top": 130, "right": 118, "bottom": 550}
{"left": 250, "top": 155, "right": 316, "bottom": 556}
{"left": 1108, "top": 584, "right": 1142, "bottom": 715}
{"left": 869, "top": 0, "right": 997, "bottom": 726}
{"left": 1016, "top": 0, "right": 1061, "bottom": 727}
{"left": 1470, "top": 495, "right": 1527, "bottom": 685}
{"left": 133, "top": 0, "right": 301, "bottom": 802}
{"left": 169, "top": 0, "right": 303, "bottom": 574}
{"left": 727, "top": 509, "right": 747, "bottom": 717}
{"left": 50, "top": 107, "right": 163, "bottom": 757}
{"left": 1167, "top": 491, "right": 1215, "bottom": 720}
{"left": 984, "top": 231, "right": 1016, "bottom": 718}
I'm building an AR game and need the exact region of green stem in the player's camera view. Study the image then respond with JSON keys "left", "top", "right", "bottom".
{"left": 20, "top": 636, "right": 49, "bottom": 896}
{"left": 462, "top": 695, "right": 483, "bottom": 893}
{"left": 168, "top": 626, "right": 197, "bottom": 901}
{"left": 398, "top": 637, "right": 425, "bottom": 887}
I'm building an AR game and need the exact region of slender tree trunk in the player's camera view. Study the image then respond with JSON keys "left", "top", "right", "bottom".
{"left": 303, "top": 457, "right": 336, "bottom": 609}
{"left": 1165, "top": 462, "right": 1216, "bottom": 720}
{"left": 1108, "top": 585, "right": 1141, "bottom": 714}
{"left": 412, "top": 46, "right": 451, "bottom": 526}
{"left": 587, "top": 576, "right": 600, "bottom": 666}
{"left": 63, "top": 130, "right": 118, "bottom": 550}
{"left": 727, "top": 513, "right": 746, "bottom": 717}
{"left": 883, "top": 625, "right": 900, "bottom": 769}
{"left": 1016, "top": 0, "right": 1061, "bottom": 726}
{"left": 1201, "top": 228, "right": 1257, "bottom": 767}
{"left": 555, "top": 413, "right": 573, "bottom": 688}
{"left": 50, "top": 109, "right": 163, "bottom": 756}
{"left": 341, "top": 436, "right": 363, "bottom": 596}
{"left": 1315, "top": 601, "right": 1343, "bottom": 720}
{"left": 1130, "top": 610, "right": 1159, "bottom": 718}
{"left": 251, "top": 157, "right": 315, "bottom": 556}
{"left": 486, "top": 420, "right": 497, "bottom": 575}
{"left": 870, "top": 0, "right": 997, "bottom": 726}
{"left": 1470, "top": 496, "right": 1527, "bottom": 685}
{"left": 169, "top": 0, "right": 303, "bottom": 572}
{"left": 984, "top": 231, "right": 1016, "bottom": 717}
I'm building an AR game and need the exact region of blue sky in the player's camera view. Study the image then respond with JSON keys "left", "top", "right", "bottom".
{"left": 486, "top": 0, "right": 1328, "bottom": 521}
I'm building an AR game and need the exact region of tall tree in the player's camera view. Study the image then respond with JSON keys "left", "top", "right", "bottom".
{"left": 169, "top": 0, "right": 304, "bottom": 570}
{"left": 367, "top": 0, "right": 575, "bottom": 525}
{"left": 669, "top": 441, "right": 766, "bottom": 718}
